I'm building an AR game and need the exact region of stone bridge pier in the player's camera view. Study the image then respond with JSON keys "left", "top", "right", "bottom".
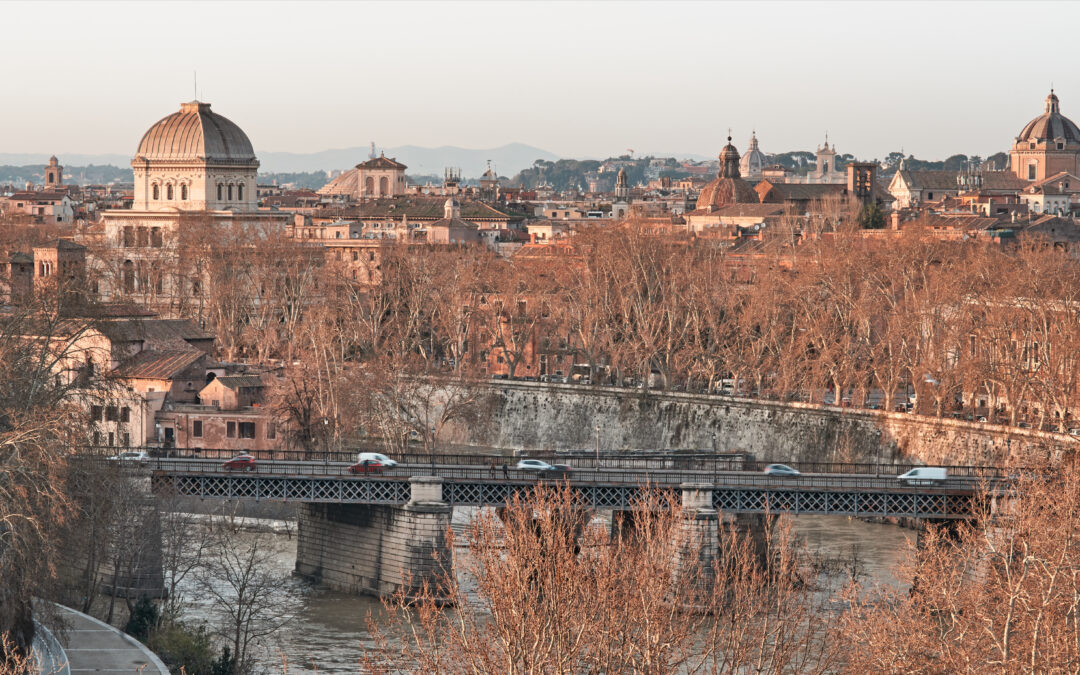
{"left": 295, "top": 476, "right": 452, "bottom": 601}
{"left": 675, "top": 483, "right": 770, "bottom": 593}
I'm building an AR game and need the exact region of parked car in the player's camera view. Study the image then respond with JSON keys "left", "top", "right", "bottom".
{"left": 108, "top": 451, "right": 149, "bottom": 466}
{"left": 358, "top": 452, "right": 398, "bottom": 467}
{"left": 222, "top": 454, "right": 256, "bottom": 471}
{"left": 348, "top": 459, "right": 385, "bottom": 474}
{"left": 897, "top": 467, "right": 948, "bottom": 486}
{"left": 515, "top": 459, "right": 554, "bottom": 472}
{"left": 763, "top": 464, "right": 800, "bottom": 477}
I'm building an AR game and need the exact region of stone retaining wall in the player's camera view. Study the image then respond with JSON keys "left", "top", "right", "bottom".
{"left": 444, "top": 381, "right": 1074, "bottom": 466}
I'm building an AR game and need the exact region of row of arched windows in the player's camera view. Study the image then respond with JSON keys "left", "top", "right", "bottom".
{"left": 149, "top": 181, "right": 247, "bottom": 202}
{"left": 364, "top": 176, "right": 391, "bottom": 196}
{"left": 216, "top": 183, "right": 244, "bottom": 201}
{"left": 151, "top": 182, "right": 189, "bottom": 201}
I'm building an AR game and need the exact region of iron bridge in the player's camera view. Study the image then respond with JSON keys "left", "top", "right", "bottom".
{"left": 151, "top": 470, "right": 985, "bottom": 519}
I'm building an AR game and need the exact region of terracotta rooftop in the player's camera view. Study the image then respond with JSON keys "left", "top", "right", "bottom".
{"left": 355, "top": 155, "right": 407, "bottom": 170}
{"left": 96, "top": 318, "right": 214, "bottom": 350}
{"left": 114, "top": 349, "right": 207, "bottom": 380}
{"left": 325, "top": 197, "right": 520, "bottom": 222}
{"left": 212, "top": 374, "right": 265, "bottom": 389}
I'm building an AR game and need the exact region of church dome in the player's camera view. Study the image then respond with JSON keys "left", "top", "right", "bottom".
{"left": 1016, "top": 91, "right": 1080, "bottom": 145}
{"left": 739, "top": 131, "right": 766, "bottom": 177}
{"left": 135, "top": 101, "right": 256, "bottom": 163}
{"left": 697, "top": 136, "right": 759, "bottom": 210}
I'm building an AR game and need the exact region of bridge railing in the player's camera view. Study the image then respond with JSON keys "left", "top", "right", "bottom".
{"left": 80, "top": 445, "right": 1027, "bottom": 481}
{"left": 136, "top": 457, "right": 1008, "bottom": 493}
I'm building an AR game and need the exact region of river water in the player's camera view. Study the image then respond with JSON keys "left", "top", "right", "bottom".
{"left": 178, "top": 512, "right": 915, "bottom": 673}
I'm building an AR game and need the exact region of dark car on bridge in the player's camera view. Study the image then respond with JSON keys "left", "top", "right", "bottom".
{"left": 347, "top": 459, "right": 386, "bottom": 475}
{"left": 540, "top": 463, "right": 573, "bottom": 479}
{"left": 222, "top": 454, "right": 256, "bottom": 471}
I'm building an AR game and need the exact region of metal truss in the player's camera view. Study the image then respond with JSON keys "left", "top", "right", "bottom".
{"left": 154, "top": 473, "right": 976, "bottom": 519}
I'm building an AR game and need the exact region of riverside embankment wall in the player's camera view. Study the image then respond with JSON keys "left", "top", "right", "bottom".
{"left": 443, "top": 381, "right": 1073, "bottom": 466}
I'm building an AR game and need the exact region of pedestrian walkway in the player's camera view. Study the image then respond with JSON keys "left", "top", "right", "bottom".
{"left": 54, "top": 605, "right": 169, "bottom": 674}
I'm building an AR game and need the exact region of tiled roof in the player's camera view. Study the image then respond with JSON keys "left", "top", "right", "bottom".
{"left": 428, "top": 217, "right": 479, "bottom": 230}
{"left": 34, "top": 239, "right": 86, "bottom": 251}
{"left": 897, "top": 170, "right": 1026, "bottom": 192}
{"left": 97, "top": 318, "right": 214, "bottom": 349}
{"left": 356, "top": 155, "right": 407, "bottom": 170}
{"left": 114, "top": 349, "right": 207, "bottom": 379}
{"left": 903, "top": 213, "right": 1002, "bottom": 231}
{"left": 8, "top": 192, "right": 67, "bottom": 201}
{"left": 323, "top": 197, "right": 520, "bottom": 222}
{"left": 1032, "top": 171, "right": 1080, "bottom": 189}
{"left": 711, "top": 204, "right": 786, "bottom": 217}
{"left": 757, "top": 182, "right": 845, "bottom": 201}
{"left": 213, "top": 374, "right": 265, "bottom": 389}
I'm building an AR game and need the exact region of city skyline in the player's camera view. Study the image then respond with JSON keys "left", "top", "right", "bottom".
{"left": 1, "top": 1, "right": 1077, "bottom": 163}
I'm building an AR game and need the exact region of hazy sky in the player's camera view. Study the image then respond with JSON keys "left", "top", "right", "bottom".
{"left": 2, "top": 1, "right": 1075, "bottom": 161}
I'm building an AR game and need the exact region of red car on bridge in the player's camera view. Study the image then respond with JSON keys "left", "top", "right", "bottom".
{"left": 222, "top": 454, "right": 256, "bottom": 471}
{"left": 348, "top": 459, "right": 386, "bottom": 475}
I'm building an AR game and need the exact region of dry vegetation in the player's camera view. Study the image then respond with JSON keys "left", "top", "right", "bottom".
{"left": 87, "top": 220, "right": 1080, "bottom": 443}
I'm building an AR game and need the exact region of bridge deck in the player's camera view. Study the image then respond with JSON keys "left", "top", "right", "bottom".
{"left": 148, "top": 460, "right": 996, "bottom": 519}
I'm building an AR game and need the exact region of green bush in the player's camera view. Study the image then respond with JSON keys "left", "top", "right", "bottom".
{"left": 146, "top": 621, "right": 232, "bottom": 675}
{"left": 124, "top": 595, "right": 159, "bottom": 642}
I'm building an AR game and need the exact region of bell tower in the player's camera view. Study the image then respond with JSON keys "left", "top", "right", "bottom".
{"left": 44, "top": 156, "right": 63, "bottom": 188}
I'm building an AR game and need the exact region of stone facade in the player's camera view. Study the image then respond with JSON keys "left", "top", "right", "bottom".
{"left": 295, "top": 477, "right": 452, "bottom": 598}
{"left": 443, "top": 381, "right": 1070, "bottom": 466}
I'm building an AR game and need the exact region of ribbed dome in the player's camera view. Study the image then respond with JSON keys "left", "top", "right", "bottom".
{"left": 739, "top": 132, "right": 766, "bottom": 177}
{"left": 697, "top": 177, "right": 760, "bottom": 209}
{"left": 135, "top": 101, "right": 256, "bottom": 163}
{"left": 1016, "top": 91, "right": 1080, "bottom": 144}
{"left": 697, "top": 135, "right": 759, "bottom": 209}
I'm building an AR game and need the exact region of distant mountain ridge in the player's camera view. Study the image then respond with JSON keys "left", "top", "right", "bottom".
{"left": 0, "top": 143, "right": 562, "bottom": 180}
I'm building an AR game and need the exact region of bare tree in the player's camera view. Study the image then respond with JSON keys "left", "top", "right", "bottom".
{"left": 196, "top": 527, "right": 294, "bottom": 674}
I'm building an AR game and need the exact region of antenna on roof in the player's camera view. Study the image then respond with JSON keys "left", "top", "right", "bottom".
{"left": 193, "top": 70, "right": 197, "bottom": 100}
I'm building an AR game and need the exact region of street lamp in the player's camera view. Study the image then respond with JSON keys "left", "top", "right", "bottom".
{"left": 595, "top": 423, "right": 600, "bottom": 470}
{"left": 322, "top": 417, "right": 329, "bottom": 465}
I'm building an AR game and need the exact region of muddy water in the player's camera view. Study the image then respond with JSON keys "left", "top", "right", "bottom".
{"left": 178, "top": 512, "right": 915, "bottom": 673}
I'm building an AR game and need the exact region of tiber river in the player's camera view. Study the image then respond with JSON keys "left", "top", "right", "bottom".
{"left": 178, "top": 510, "right": 916, "bottom": 673}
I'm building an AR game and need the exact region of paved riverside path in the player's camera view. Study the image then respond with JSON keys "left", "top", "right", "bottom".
{"left": 55, "top": 605, "right": 169, "bottom": 674}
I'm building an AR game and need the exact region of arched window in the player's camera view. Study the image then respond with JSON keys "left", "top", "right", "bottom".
{"left": 180, "top": 184, "right": 188, "bottom": 200}
{"left": 379, "top": 176, "right": 389, "bottom": 195}
{"left": 217, "top": 184, "right": 223, "bottom": 200}
{"left": 166, "top": 184, "right": 173, "bottom": 200}
{"left": 228, "top": 185, "right": 234, "bottom": 200}
{"left": 152, "top": 185, "right": 160, "bottom": 200}
{"left": 365, "top": 177, "right": 375, "bottom": 195}
{"left": 237, "top": 183, "right": 244, "bottom": 201}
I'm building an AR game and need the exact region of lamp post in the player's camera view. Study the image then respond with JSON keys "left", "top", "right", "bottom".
{"left": 431, "top": 425, "right": 437, "bottom": 472}
{"left": 711, "top": 433, "right": 717, "bottom": 477}
{"left": 595, "top": 423, "right": 600, "bottom": 470}
{"left": 322, "top": 417, "right": 329, "bottom": 466}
